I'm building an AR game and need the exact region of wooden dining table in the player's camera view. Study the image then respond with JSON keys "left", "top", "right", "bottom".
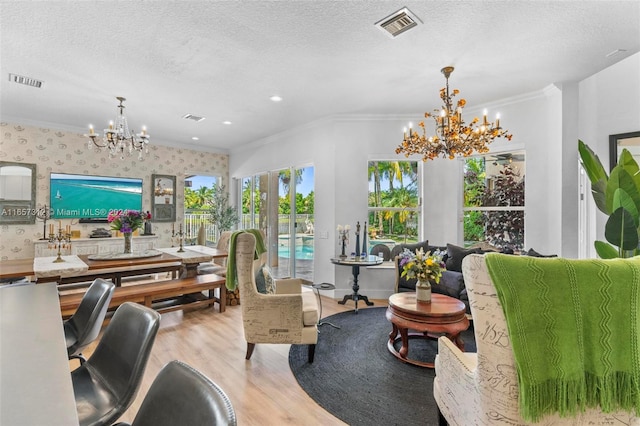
{"left": 0, "top": 246, "right": 228, "bottom": 285}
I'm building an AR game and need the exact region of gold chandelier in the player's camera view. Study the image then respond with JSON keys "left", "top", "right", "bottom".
{"left": 86, "top": 97, "right": 150, "bottom": 160}
{"left": 396, "top": 66, "right": 512, "bottom": 161}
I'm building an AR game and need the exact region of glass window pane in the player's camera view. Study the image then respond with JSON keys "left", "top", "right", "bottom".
{"left": 463, "top": 152, "right": 525, "bottom": 251}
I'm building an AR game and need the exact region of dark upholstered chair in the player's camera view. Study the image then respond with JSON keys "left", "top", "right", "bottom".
{"left": 369, "top": 243, "right": 391, "bottom": 261}
{"left": 113, "top": 360, "right": 237, "bottom": 426}
{"left": 72, "top": 302, "right": 160, "bottom": 426}
{"left": 64, "top": 278, "right": 115, "bottom": 365}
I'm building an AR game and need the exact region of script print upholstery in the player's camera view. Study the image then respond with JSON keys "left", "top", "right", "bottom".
{"left": 235, "top": 233, "right": 318, "bottom": 346}
{"left": 433, "top": 253, "right": 640, "bottom": 425}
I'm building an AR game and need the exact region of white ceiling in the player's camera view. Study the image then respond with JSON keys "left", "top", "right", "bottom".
{"left": 1, "top": 1, "right": 639, "bottom": 154}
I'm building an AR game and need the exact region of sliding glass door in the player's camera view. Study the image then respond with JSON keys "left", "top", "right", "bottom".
{"left": 240, "top": 166, "right": 314, "bottom": 281}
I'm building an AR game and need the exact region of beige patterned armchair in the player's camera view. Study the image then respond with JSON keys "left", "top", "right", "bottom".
{"left": 434, "top": 254, "right": 640, "bottom": 425}
{"left": 234, "top": 232, "right": 318, "bottom": 362}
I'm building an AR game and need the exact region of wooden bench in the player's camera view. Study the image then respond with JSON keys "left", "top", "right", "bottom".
{"left": 59, "top": 273, "right": 227, "bottom": 318}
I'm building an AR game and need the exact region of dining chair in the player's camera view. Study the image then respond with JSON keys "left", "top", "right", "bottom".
{"left": 113, "top": 360, "right": 237, "bottom": 426}
{"left": 64, "top": 278, "right": 115, "bottom": 365}
{"left": 72, "top": 302, "right": 160, "bottom": 426}
{"left": 198, "top": 230, "right": 232, "bottom": 275}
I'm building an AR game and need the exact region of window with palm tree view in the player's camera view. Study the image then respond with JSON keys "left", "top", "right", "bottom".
{"left": 368, "top": 161, "right": 420, "bottom": 245}
{"left": 463, "top": 151, "right": 525, "bottom": 251}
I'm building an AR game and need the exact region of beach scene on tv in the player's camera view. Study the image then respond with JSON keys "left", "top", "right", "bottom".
{"left": 50, "top": 173, "right": 143, "bottom": 219}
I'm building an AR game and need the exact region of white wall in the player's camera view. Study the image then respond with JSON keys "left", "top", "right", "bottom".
{"left": 230, "top": 52, "right": 640, "bottom": 300}
{"left": 230, "top": 92, "right": 563, "bottom": 299}
{"left": 578, "top": 52, "right": 640, "bottom": 249}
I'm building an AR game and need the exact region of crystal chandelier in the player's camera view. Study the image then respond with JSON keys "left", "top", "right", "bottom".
{"left": 396, "top": 67, "right": 512, "bottom": 161}
{"left": 86, "top": 97, "right": 150, "bottom": 160}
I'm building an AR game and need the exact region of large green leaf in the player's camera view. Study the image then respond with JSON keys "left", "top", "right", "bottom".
{"left": 619, "top": 148, "right": 640, "bottom": 188}
{"left": 604, "top": 207, "right": 638, "bottom": 251}
{"left": 594, "top": 241, "right": 620, "bottom": 259}
{"left": 612, "top": 188, "right": 640, "bottom": 227}
{"left": 606, "top": 167, "right": 640, "bottom": 214}
{"left": 591, "top": 179, "right": 608, "bottom": 214}
{"left": 578, "top": 140, "right": 608, "bottom": 185}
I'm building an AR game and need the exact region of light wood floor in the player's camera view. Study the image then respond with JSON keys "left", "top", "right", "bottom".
{"left": 76, "top": 293, "right": 386, "bottom": 425}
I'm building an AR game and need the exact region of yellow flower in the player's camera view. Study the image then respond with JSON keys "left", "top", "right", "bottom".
{"left": 426, "top": 258, "right": 434, "bottom": 267}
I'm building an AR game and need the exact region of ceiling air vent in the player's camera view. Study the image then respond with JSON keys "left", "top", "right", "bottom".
{"left": 182, "top": 114, "right": 206, "bottom": 122}
{"left": 8, "top": 73, "right": 43, "bottom": 88}
{"left": 375, "top": 7, "right": 421, "bottom": 38}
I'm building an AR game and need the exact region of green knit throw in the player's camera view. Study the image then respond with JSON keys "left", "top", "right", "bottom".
{"left": 225, "top": 229, "right": 267, "bottom": 291}
{"left": 485, "top": 253, "right": 640, "bottom": 422}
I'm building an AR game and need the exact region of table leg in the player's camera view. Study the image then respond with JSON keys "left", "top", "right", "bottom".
{"left": 398, "top": 327, "right": 409, "bottom": 358}
{"left": 337, "top": 265, "right": 374, "bottom": 313}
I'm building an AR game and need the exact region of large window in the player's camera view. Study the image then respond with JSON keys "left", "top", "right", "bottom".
{"left": 463, "top": 151, "right": 525, "bottom": 250}
{"left": 367, "top": 161, "right": 420, "bottom": 244}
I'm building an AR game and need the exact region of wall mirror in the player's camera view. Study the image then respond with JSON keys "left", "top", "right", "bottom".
{"left": 609, "top": 131, "right": 640, "bottom": 170}
{"left": 152, "top": 174, "right": 176, "bottom": 222}
{"left": 0, "top": 161, "right": 37, "bottom": 224}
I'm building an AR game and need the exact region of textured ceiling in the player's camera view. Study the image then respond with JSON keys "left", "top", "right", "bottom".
{"left": 1, "top": 1, "right": 639, "bottom": 154}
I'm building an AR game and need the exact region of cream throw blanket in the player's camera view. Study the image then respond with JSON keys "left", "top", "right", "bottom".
{"left": 485, "top": 253, "right": 640, "bottom": 422}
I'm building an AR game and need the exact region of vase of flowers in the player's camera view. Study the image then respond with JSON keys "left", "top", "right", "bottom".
{"left": 107, "top": 210, "right": 146, "bottom": 254}
{"left": 398, "top": 248, "right": 445, "bottom": 303}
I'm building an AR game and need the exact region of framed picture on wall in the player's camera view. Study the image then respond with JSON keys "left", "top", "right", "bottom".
{"left": 152, "top": 174, "right": 176, "bottom": 222}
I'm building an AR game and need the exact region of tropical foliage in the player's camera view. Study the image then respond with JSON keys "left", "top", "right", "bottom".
{"left": 464, "top": 158, "right": 525, "bottom": 249}
{"left": 578, "top": 140, "right": 640, "bottom": 258}
{"left": 185, "top": 185, "right": 214, "bottom": 210}
{"left": 367, "top": 161, "right": 419, "bottom": 241}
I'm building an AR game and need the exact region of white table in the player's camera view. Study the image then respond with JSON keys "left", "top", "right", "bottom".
{"left": 0, "top": 283, "right": 79, "bottom": 425}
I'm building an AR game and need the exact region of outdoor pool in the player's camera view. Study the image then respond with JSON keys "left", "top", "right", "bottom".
{"left": 277, "top": 244, "right": 314, "bottom": 260}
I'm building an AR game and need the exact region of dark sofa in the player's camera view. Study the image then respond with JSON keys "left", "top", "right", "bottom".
{"left": 392, "top": 241, "right": 557, "bottom": 315}
{"left": 392, "top": 241, "right": 477, "bottom": 314}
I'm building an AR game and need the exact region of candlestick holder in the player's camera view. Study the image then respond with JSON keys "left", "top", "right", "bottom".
{"left": 337, "top": 225, "right": 350, "bottom": 259}
{"left": 172, "top": 224, "right": 185, "bottom": 252}
{"left": 37, "top": 204, "right": 52, "bottom": 240}
{"left": 48, "top": 225, "right": 71, "bottom": 263}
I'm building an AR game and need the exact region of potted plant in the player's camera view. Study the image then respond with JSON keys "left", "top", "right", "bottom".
{"left": 578, "top": 140, "right": 640, "bottom": 258}
{"left": 207, "top": 183, "right": 239, "bottom": 239}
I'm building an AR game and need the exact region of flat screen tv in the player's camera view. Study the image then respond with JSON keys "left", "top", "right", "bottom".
{"left": 50, "top": 173, "right": 143, "bottom": 221}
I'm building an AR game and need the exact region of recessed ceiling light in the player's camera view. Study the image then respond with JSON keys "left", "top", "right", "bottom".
{"left": 182, "top": 114, "right": 206, "bottom": 122}
{"left": 222, "top": 121, "right": 232, "bottom": 125}
{"left": 192, "top": 137, "right": 199, "bottom": 141}
{"left": 270, "top": 95, "right": 283, "bottom": 102}
{"left": 606, "top": 49, "right": 627, "bottom": 58}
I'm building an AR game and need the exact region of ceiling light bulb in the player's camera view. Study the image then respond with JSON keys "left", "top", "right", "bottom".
{"left": 270, "top": 95, "right": 283, "bottom": 102}
{"left": 222, "top": 121, "right": 232, "bottom": 125}
{"left": 192, "top": 137, "right": 199, "bottom": 141}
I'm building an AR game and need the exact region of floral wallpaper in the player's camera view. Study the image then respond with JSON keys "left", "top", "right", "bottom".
{"left": 0, "top": 122, "right": 229, "bottom": 260}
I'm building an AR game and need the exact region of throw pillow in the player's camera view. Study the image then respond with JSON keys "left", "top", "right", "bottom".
{"left": 262, "top": 266, "right": 276, "bottom": 294}
{"left": 445, "top": 243, "right": 481, "bottom": 273}
{"left": 433, "top": 270, "right": 465, "bottom": 298}
{"left": 255, "top": 266, "right": 267, "bottom": 294}
{"left": 525, "top": 248, "right": 557, "bottom": 258}
{"left": 390, "top": 240, "right": 430, "bottom": 260}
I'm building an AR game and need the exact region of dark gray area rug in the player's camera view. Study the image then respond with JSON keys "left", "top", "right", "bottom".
{"left": 289, "top": 307, "right": 476, "bottom": 426}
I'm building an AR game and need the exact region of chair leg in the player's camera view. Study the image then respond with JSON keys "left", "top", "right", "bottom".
{"left": 437, "top": 406, "right": 448, "bottom": 426}
{"left": 308, "top": 344, "right": 316, "bottom": 363}
{"left": 245, "top": 342, "right": 255, "bottom": 360}
{"left": 69, "top": 353, "right": 87, "bottom": 365}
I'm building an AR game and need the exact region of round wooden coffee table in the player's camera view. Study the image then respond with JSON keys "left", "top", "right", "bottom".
{"left": 386, "top": 292, "right": 469, "bottom": 368}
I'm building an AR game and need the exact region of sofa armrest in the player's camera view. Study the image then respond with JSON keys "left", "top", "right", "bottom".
{"left": 275, "top": 278, "right": 302, "bottom": 294}
{"left": 436, "top": 336, "right": 477, "bottom": 373}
